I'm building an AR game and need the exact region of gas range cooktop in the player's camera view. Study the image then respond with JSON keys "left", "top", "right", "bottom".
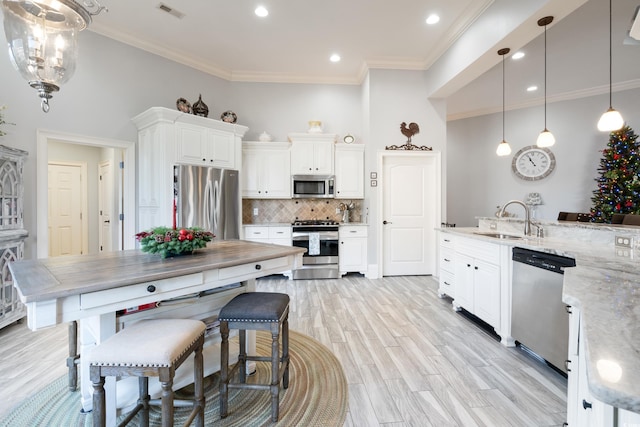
{"left": 292, "top": 219, "right": 339, "bottom": 226}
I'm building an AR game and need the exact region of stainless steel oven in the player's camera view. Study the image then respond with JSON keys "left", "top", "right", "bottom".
{"left": 291, "top": 220, "right": 340, "bottom": 279}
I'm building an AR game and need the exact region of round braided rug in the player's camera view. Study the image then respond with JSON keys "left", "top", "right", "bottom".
{"left": 0, "top": 330, "right": 347, "bottom": 427}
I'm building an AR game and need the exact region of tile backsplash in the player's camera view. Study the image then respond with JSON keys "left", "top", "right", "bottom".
{"left": 242, "top": 199, "right": 363, "bottom": 224}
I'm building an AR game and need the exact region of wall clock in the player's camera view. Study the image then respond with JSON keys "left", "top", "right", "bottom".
{"left": 511, "top": 145, "right": 556, "bottom": 181}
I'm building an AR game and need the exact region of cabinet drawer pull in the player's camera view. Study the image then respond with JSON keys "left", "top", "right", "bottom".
{"left": 444, "top": 281, "right": 451, "bottom": 286}
{"left": 147, "top": 285, "right": 156, "bottom": 293}
{"left": 444, "top": 239, "right": 451, "bottom": 242}
{"left": 474, "top": 266, "right": 478, "bottom": 270}
{"left": 444, "top": 258, "right": 450, "bottom": 262}
{"left": 466, "top": 263, "right": 471, "bottom": 267}
{"left": 565, "top": 305, "right": 572, "bottom": 314}
{"left": 582, "top": 399, "right": 592, "bottom": 410}
{"left": 255, "top": 264, "right": 262, "bottom": 270}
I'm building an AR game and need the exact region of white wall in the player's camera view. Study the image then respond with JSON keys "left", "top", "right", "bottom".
{"left": 447, "top": 87, "right": 640, "bottom": 227}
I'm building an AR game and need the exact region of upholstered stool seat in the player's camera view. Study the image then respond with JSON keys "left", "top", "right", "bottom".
{"left": 88, "top": 319, "right": 206, "bottom": 427}
{"left": 218, "top": 292, "right": 290, "bottom": 422}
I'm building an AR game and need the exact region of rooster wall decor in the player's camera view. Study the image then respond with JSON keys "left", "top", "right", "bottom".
{"left": 385, "top": 121, "right": 433, "bottom": 151}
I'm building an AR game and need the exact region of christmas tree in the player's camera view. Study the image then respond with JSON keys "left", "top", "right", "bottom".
{"left": 590, "top": 125, "right": 640, "bottom": 222}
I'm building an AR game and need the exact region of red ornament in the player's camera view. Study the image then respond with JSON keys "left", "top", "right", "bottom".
{"left": 626, "top": 200, "right": 633, "bottom": 207}
{"left": 614, "top": 154, "right": 621, "bottom": 160}
{"left": 616, "top": 203, "right": 621, "bottom": 210}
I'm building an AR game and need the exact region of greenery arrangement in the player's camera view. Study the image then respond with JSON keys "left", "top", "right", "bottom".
{"left": 591, "top": 125, "right": 640, "bottom": 222}
{"left": 135, "top": 226, "right": 215, "bottom": 258}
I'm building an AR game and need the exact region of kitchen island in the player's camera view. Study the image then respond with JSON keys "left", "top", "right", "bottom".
{"left": 9, "top": 240, "right": 305, "bottom": 424}
{"left": 438, "top": 220, "right": 640, "bottom": 425}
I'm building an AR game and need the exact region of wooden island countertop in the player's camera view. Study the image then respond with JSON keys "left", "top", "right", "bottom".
{"left": 10, "top": 240, "right": 305, "bottom": 303}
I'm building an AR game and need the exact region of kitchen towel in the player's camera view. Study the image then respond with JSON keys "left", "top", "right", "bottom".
{"left": 309, "top": 233, "right": 320, "bottom": 255}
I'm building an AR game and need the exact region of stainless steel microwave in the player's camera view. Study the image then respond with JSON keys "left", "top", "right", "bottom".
{"left": 292, "top": 175, "right": 335, "bottom": 199}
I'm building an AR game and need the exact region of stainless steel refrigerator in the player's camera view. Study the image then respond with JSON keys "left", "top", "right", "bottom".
{"left": 174, "top": 165, "right": 240, "bottom": 240}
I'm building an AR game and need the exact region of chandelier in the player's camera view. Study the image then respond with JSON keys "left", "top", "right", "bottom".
{"left": 1, "top": 0, "right": 106, "bottom": 112}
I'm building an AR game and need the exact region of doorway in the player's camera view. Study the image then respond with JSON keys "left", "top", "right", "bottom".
{"left": 48, "top": 162, "right": 87, "bottom": 256}
{"left": 36, "top": 130, "right": 136, "bottom": 259}
{"left": 377, "top": 151, "right": 441, "bottom": 276}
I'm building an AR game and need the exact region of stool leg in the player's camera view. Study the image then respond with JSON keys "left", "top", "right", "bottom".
{"left": 90, "top": 368, "right": 106, "bottom": 427}
{"left": 283, "top": 315, "right": 289, "bottom": 389}
{"left": 159, "top": 373, "right": 174, "bottom": 427}
{"left": 220, "top": 321, "right": 229, "bottom": 419}
{"left": 270, "top": 325, "right": 280, "bottom": 423}
{"left": 138, "top": 377, "right": 150, "bottom": 427}
{"left": 67, "top": 320, "right": 79, "bottom": 391}
{"left": 193, "top": 342, "right": 204, "bottom": 427}
{"left": 239, "top": 329, "right": 246, "bottom": 383}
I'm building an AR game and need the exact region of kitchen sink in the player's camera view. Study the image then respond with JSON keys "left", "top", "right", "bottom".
{"left": 473, "top": 232, "right": 524, "bottom": 240}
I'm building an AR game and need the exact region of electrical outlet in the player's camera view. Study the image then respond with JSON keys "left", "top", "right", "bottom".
{"left": 336, "top": 208, "right": 341, "bottom": 214}
{"left": 490, "top": 222, "right": 497, "bottom": 230}
{"left": 253, "top": 208, "right": 259, "bottom": 216}
{"left": 615, "top": 235, "right": 633, "bottom": 248}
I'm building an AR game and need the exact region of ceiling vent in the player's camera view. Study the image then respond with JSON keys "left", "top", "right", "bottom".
{"left": 157, "top": 3, "right": 184, "bottom": 19}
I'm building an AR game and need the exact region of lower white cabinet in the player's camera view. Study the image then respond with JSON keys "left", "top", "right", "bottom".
{"left": 453, "top": 236, "right": 501, "bottom": 329}
{"left": 243, "top": 225, "right": 293, "bottom": 278}
{"left": 566, "top": 306, "right": 640, "bottom": 427}
{"left": 437, "top": 233, "right": 456, "bottom": 299}
{"left": 339, "top": 225, "right": 368, "bottom": 275}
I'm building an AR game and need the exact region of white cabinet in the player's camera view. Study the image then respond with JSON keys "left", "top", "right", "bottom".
{"left": 453, "top": 236, "right": 500, "bottom": 329}
{"left": 132, "top": 107, "right": 247, "bottom": 231}
{"left": 243, "top": 225, "right": 292, "bottom": 247}
{"left": 565, "top": 306, "right": 640, "bottom": 427}
{"left": 243, "top": 225, "right": 293, "bottom": 278}
{"left": 335, "top": 143, "right": 364, "bottom": 199}
{"left": 437, "top": 233, "right": 455, "bottom": 299}
{"left": 175, "top": 123, "right": 235, "bottom": 169}
{"left": 288, "top": 133, "right": 336, "bottom": 175}
{"left": 0, "top": 145, "right": 28, "bottom": 330}
{"left": 339, "top": 225, "right": 368, "bottom": 275}
{"left": 241, "top": 142, "right": 291, "bottom": 199}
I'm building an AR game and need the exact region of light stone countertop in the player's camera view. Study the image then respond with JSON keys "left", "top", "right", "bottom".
{"left": 439, "top": 225, "right": 640, "bottom": 413}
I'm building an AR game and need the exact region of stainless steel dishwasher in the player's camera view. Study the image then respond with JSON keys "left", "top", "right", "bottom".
{"left": 511, "top": 247, "right": 576, "bottom": 373}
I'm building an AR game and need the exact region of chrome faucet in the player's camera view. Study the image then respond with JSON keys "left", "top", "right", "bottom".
{"left": 499, "top": 200, "right": 532, "bottom": 236}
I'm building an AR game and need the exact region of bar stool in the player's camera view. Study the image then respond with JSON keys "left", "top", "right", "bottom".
{"left": 88, "top": 318, "right": 206, "bottom": 427}
{"left": 218, "top": 292, "right": 290, "bottom": 422}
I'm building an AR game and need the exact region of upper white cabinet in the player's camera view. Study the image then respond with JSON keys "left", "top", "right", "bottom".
{"left": 335, "top": 143, "right": 364, "bottom": 199}
{"left": 175, "top": 122, "right": 235, "bottom": 169}
{"left": 132, "top": 107, "right": 248, "bottom": 231}
{"left": 242, "top": 142, "right": 291, "bottom": 199}
{"left": 288, "top": 133, "right": 336, "bottom": 175}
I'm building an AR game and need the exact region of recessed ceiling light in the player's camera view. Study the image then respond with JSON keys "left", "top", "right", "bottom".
{"left": 255, "top": 6, "right": 268, "bottom": 17}
{"left": 512, "top": 51, "right": 525, "bottom": 60}
{"left": 426, "top": 14, "right": 440, "bottom": 25}
{"left": 330, "top": 54, "right": 341, "bottom": 63}
{"left": 527, "top": 85, "right": 538, "bottom": 92}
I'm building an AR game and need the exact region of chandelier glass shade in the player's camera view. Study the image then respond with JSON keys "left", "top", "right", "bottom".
{"left": 1, "top": 0, "right": 104, "bottom": 112}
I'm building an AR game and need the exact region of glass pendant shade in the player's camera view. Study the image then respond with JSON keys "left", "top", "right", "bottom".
{"left": 536, "top": 128, "right": 556, "bottom": 147}
{"left": 597, "top": 108, "right": 624, "bottom": 132}
{"left": 496, "top": 140, "right": 511, "bottom": 156}
{"left": 0, "top": 0, "right": 100, "bottom": 112}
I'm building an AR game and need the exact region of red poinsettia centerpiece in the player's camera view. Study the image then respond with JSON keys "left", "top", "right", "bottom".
{"left": 135, "top": 226, "right": 215, "bottom": 258}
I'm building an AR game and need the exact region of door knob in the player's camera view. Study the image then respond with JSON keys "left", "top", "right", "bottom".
{"left": 383, "top": 220, "right": 392, "bottom": 224}
{"left": 104, "top": 220, "right": 110, "bottom": 223}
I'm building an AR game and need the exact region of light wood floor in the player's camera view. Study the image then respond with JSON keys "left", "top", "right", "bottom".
{"left": 0, "top": 275, "right": 567, "bottom": 426}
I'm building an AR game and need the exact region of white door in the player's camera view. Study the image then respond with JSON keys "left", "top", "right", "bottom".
{"left": 380, "top": 152, "right": 441, "bottom": 276}
{"left": 99, "top": 160, "right": 113, "bottom": 252}
{"left": 48, "top": 163, "right": 84, "bottom": 256}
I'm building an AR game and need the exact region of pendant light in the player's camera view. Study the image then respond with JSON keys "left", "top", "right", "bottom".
{"left": 597, "top": 0, "right": 624, "bottom": 132}
{"left": 0, "top": 0, "right": 106, "bottom": 112}
{"left": 496, "top": 48, "right": 512, "bottom": 156}
{"left": 536, "top": 16, "right": 555, "bottom": 148}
